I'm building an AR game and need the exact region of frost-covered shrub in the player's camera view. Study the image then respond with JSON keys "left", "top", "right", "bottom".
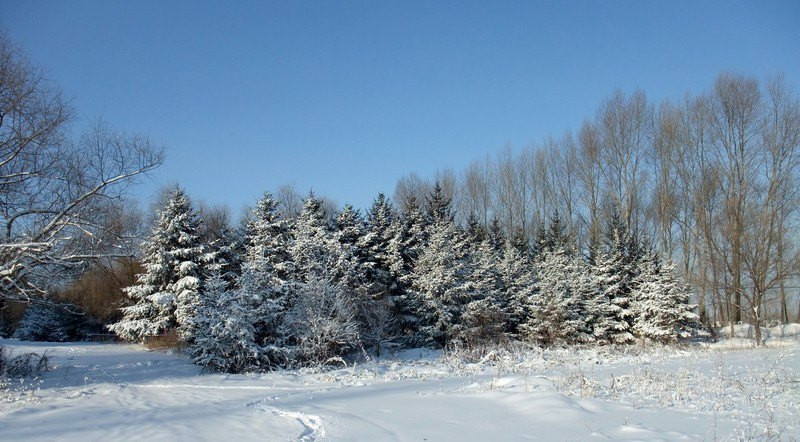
{"left": 282, "top": 274, "right": 360, "bottom": 366}
{"left": 0, "top": 346, "right": 49, "bottom": 378}
{"left": 12, "top": 301, "right": 97, "bottom": 342}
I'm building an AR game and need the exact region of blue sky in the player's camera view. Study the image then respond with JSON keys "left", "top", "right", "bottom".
{"left": 1, "top": 0, "right": 798, "bottom": 212}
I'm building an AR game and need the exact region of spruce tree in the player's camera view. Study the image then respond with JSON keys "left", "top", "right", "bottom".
{"left": 412, "top": 188, "right": 469, "bottom": 346}
{"left": 289, "top": 193, "right": 333, "bottom": 281}
{"left": 460, "top": 237, "right": 507, "bottom": 345}
{"left": 588, "top": 211, "right": 636, "bottom": 344}
{"left": 388, "top": 195, "right": 428, "bottom": 344}
{"left": 632, "top": 253, "right": 700, "bottom": 342}
{"left": 190, "top": 266, "right": 262, "bottom": 373}
{"left": 110, "top": 188, "right": 205, "bottom": 342}
{"left": 358, "top": 193, "right": 395, "bottom": 301}
{"left": 333, "top": 204, "right": 393, "bottom": 355}
{"left": 239, "top": 192, "right": 292, "bottom": 359}
{"left": 501, "top": 240, "right": 535, "bottom": 335}
{"left": 522, "top": 247, "right": 587, "bottom": 346}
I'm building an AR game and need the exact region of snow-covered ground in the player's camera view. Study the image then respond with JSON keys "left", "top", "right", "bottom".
{"left": 1, "top": 332, "right": 798, "bottom": 441}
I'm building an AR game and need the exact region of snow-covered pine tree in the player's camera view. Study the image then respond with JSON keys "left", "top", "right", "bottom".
{"left": 426, "top": 180, "right": 453, "bottom": 224}
{"left": 465, "top": 213, "right": 487, "bottom": 244}
{"left": 412, "top": 186, "right": 471, "bottom": 346}
{"left": 632, "top": 253, "right": 700, "bottom": 343}
{"left": 501, "top": 240, "right": 536, "bottom": 336}
{"left": 358, "top": 193, "right": 396, "bottom": 302}
{"left": 190, "top": 266, "right": 262, "bottom": 373}
{"left": 460, "top": 237, "right": 508, "bottom": 345}
{"left": 587, "top": 210, "right": 636, "bottom": 345}
{"left": 238, "top": 192, "right": 292, "bottom": 362}
{"left": 387, "top": 195, "right": 428, "bottom": 344}
{"left": 167, "top": 192, "right": 205, "bottom": 342}
{"left": 521, "top": 247, "right": 587, "bottom": 346}
{"left": 530, "top": 222, "right": 547, "bottom": 262}
{"left": 13, "top": 300, "right": 94, "bottom": 342}
{"left": 487, "top": 217, "right": 505, "bottom": 254}
{"left": 244, "top": 192, "right": 292, "bottom": 280}
{"left": 564, "top": 253, "right": 595, "bottom": 344}
{"left": 289, "top": 193, "right": 333, "bottom": 282}
{"left": 203, "top": 220, "right": 242, "bottom": 289}
{"left": 110, "top": 188, "right": 205, "bottom": 342}
{"left": 333, "top": 204, "right": 393, "bottom": 355}
{"left": 509, "top": 227, "right": 529, "bottom": 259}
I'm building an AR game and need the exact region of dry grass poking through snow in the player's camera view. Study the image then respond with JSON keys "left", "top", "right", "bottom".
{"left": 311, "top": 338, "right": 800, "bottom": 440}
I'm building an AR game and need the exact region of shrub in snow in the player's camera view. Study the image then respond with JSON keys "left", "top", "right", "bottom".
{"left": 13, "top": 301, "right": 97, "bottom": 342}
{"left": 0, "top": 346, "right": 49, "bottom": 378}
{"left": 281, "top": 274, "right": 360, "bottom": 366}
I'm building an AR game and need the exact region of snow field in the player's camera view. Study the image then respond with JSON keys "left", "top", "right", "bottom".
{"left": 0, "top": 337, "right": 798, "bottom": 441}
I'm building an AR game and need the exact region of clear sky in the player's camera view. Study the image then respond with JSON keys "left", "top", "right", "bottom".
{"left": 1, "top": 0, "right": 798, "bottom": 212}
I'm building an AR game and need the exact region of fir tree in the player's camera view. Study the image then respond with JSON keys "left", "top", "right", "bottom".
{"left": 588, "top": 212, "right": 636, "bottom": 344}
{"left": 358, "top": 193, "right": 395, "bottom": 301}
{"left": 281, "top": 273, "right": 361, "bottom": 365}
{"left": 465, "top": 213, "right": 487, "bottom": 243}
{"left": 411, "top": 218, "right": 470, "bottom": 347}
{"left": 521, "top": 247, "right": 587, "bottom": 346}
{"left": 191, "top": 267, "right": 263, "bottom": 373}
{"left": 110, "top": 188, "right": 205, "bottom": 342}
{"left": 460, "top": 237, "right": 508, "bottom": 345}
{"left": 289, "top": 193, "right": 333, "bottom": 281}
{"left": 240, "top": 192, "right": 293, "bottom": 357}
{"left": 426, "top": 180, "right": 453, "bottom": 224}
{"left": 333, "top": 204, "right": 393, "bottom": 355}
{"left": 487, "top": 217, "right": 505, "bottom": 254}
{"left": 388, "top": 195, "right": 428, "bottom": 344}
{"left": 203, "top": 222, "right": 242, "bottom": 289}
{"left": 632, "top": 253, "right": 700, "bottom": 342}
{"left": 501, "top": 240, "right": 536, "bottom": 335}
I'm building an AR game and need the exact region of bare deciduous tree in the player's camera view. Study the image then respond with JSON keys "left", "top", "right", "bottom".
{"left": 0, "top": 33, "right": 164, "bottom": 302}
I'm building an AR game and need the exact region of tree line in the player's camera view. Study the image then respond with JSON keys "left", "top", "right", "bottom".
{"left": 393, "top": 73, "right": 800, "bottom": 344}
{"left": 110, "top": 186, "right": 701, "bottom": 372}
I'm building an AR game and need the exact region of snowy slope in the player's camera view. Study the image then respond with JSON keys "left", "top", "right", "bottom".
{"left": 0, "top": 337, "right": 797, "bottom": 441}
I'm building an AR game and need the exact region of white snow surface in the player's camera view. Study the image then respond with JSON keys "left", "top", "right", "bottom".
{"left": 1, "top": 336, "right": 798, "bottom": 441}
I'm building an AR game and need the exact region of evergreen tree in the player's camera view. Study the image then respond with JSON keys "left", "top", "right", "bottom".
{"left": 333, "top": 204, "right": 393, "bottom": 355}
{"left": 501, "top": 240, "right": 535, "bottom": 335}
{"left": 289, "top": 193, "right": 333, "bottom": 281}
{"left": 110, "top": 188, "right": 205, "bottom": 342}
{"left": 510, "top": 227, "right": 529, "bottom": 258}
{"left": 388, "top": 195, "right": 428, "bottom": 344}
{"left": 460, "top": 237, "right": 508, "bottom": 345}
{"left": 487, "top": 217, "right": 505, "bottom": 254}
{"left": 587, "top": 212, "right": 636, "bottom": 344}
{"left": 13, "top": 300, "right": 96, "bottom": 342}
{"left": 411, "top": 218, "right": 470, "bottom": 347}
{"left": 521, "top": 247, "right": 589, "bottom": 346}
{"left": 190, "top": 267, "right": 262, "bottom": 373}
{"left": 632, "top": 253, "right": 700, "bottom": 342}
{"left": 241, "top": 192, "right": 294, "bottom": 357}
{"left": 202, "top": 222, "right": 241, "bottom": 289}
{"left": 358, "top": 194, "right": 395, "bottom": 301}
{"left": 465, "top": 213, "right": 487, "bottom": 243}
{"left": 426, "top": 180, "right": 453, "bottom": 224}
{"left": 281, "top": 273, "right": 361, "bottom": 365}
